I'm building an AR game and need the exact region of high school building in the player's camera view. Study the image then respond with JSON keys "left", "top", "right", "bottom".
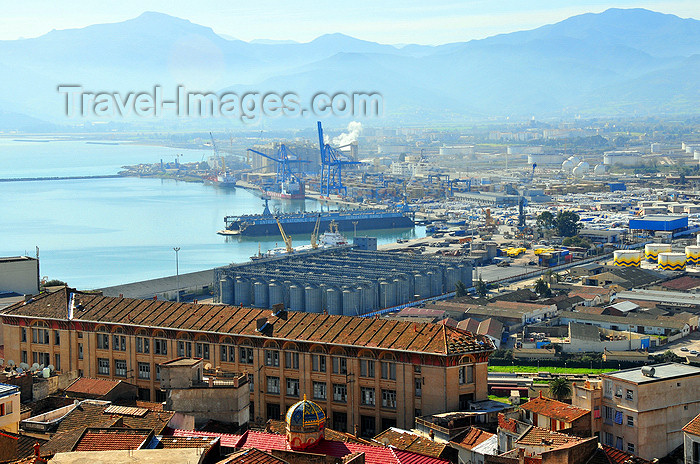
{"left": 1, "top": 288, "right": 494, "bottom": 436}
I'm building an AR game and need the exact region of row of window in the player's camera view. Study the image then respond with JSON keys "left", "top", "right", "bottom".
{"left": 97, "top": 358, "right": 160, "bottom": 380}
{"left": 21, "top": 327, "right": 58, "bottom": 345}
{"left": 603, "top": 406, "right": 634, "bottom": 426}
{"left": 264, "top": 376, "right": 397, "bottom": 408}
{"left": 603, "top": 380, "right": 635, "bottom": 400}
{"left": 604, "top": 432, "right": 635, "bottom": 454}
{"left": 20, "top": 351, "right": 59, "bottom": 371}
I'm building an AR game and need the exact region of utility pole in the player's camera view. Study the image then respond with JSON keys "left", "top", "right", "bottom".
{"left": 173, "top": 247, "right": 181, "bottom": 302}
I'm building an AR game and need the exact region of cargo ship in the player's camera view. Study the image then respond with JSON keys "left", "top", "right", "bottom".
{"left": 219, "top": 202, "right": 414, "bottom": 236}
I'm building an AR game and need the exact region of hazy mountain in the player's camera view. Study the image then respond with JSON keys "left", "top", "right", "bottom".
{"left": 0, "top": 8, "right": 699, "bottom": 130}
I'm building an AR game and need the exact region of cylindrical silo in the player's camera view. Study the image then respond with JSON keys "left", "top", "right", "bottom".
{"left": 219, "top": 277, "right": 234, "bottom": 305}
{"left": 394, "top": 274, "right": 409, "bottom": 305}
{"left": 414, "top": 273, "right": 430, "bottom": 299}
{"left": 305, "top": 285, "right": 322, "bottom": 314}
{"left": 379, "top": 280, "right": 396, "bottom": 308}
{"left": 234, "top": 277, "right": 251, "bottom": 306}
{"left": 645, "top": 243, "right": 671, "bottom": 262}
{"left": 428, "top": 270, "right": 442, "bottom": 296}
{"left": 268, "top": 280, "right": 284, "bottom": 307}
{"left": 289, "top": 284, "right": 305, "bottom": 312}
{"left": 342, "top": 287, "right": 360, "bottom": 316}
{"left": 253, "top": 280, "right": 269, "bottom": 308}
{"left": 460, "top": 266, "right": 473, "bottom": 287}
{"left": 613, "top": 250, "right": 642, "bottom": 267}
{"left": 658, "top": 252, "right": 686, "bottom": 271}
{"left": 327, "top": 287, "right": 342, "bottom": 315}
{"left": 687, "top": 246, "right": 700, "bottom": 265}
{"left": 444, "top": 267, "right": 458, "bottom": 294}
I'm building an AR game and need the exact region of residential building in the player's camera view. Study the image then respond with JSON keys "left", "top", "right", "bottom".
{"left": 601, "top": 363, "right": 700, "bottom": 460}
{"left": 520, "top": 392, "right": 591, "bottom": 436}
{"left": 450, "top": 427, "right": 497, "bottom": 464}
{"left": 572, "top": 380, "right": 603, "bottom": 436}
{"left": 0, "top": 383, "right": 20, "bottom": 433}
{"left": 1, "top": 288, "right": 494, "bottom": 437}
{"left": 0, "top": 256, "right": 39, "bottom": 295}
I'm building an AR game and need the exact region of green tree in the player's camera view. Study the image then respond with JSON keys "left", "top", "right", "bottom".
{"left": 537, "top": 211, "right": 556, "bottom": 229}
{"left": 562, "top": 235, "right": 591, "bottom": 248}
{"left": 548, "top": 378, "right": 572, "bottom": 401}
{"left": 475, "top": 278, "right": 488, "bottom": 297}
{"left": 534, "top": 278, "right": 552, "bottom": 298}
{"left": 455, "top": 281, "right": 468, "bottom": 297}
{"left": 555, "top": 211, "right": 580, "bottom": 237}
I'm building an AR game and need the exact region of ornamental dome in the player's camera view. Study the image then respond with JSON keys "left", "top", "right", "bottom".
{"left": 285, "top": 395, "right": 326, "bottom": 450}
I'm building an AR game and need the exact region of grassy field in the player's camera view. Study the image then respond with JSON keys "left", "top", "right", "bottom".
{"left": 488, "top": 395, "right": 511, "bottom": 404}
{"left": 488, "top": 365, "right": 615, "bottom": 375}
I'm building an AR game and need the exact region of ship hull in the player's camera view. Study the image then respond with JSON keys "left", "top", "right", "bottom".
{"left": 225, "top": 211, "right": 414, "bottom": 236}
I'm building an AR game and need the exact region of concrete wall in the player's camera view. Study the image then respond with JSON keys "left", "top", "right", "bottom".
{"left": 166, "top": 385, "right": 249, "bottom": 427}
{"left": 32, "top": 370, "right": 79, "bottom": 401}
{"left": 0, "top": 257, "right": 38, "bottom": 295}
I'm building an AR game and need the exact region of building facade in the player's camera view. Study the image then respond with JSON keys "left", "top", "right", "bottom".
{"left": 0, "top": 288, "right": 493, "bottom": 437}
{"left": 600, "top": 363, "right": 700, "bottom": 460}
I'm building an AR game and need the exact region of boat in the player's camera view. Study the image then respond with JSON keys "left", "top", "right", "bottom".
{"left": 221, "top": 201, "right": 414, "bottom": 237}
{"left": 258, "top": 179, "right": 305, "bottom": 200}
{"left": 216, "top": 172, "right": 237, "bottom": 188}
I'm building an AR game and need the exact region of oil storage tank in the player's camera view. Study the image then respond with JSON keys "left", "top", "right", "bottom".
{"left": 645, "top": 243, "right": 671, "bottom": 262}
{"left": 613, "top": 250, "right": 642, "bottom": 267}
{"left": 658, "top": 252, "right": 686, "bottom": 271}
{"left": 686, "top": 246, "right": 700, "bottom": 265}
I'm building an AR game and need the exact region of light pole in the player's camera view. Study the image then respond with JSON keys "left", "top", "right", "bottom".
{"left": 352, "top": 221, "right": 358, "bottom": 237}
{"left": 173, "top": 247, "right": 181, "bottom": 303}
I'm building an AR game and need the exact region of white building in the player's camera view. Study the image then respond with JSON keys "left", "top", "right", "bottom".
{"left": 0, "top": 256, "right": 39, "bottom": 295}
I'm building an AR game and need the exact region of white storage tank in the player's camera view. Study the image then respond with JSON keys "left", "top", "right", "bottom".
{"left": 562, "top": 159, "right": 575, "bottom": 172}
{"left": 658, "top": 252, "right": 686, "bottom": 271}
{"left": 613, "top": 250, "right": 642, "bottom": 267}
{"left": 686, "top": 246, "right": 700, "bottom": 266}
{"left": 645, "top": 243, "right": 672, "bottom": 262}
{"left": 593, "top": 164, "right": 607, "bottom": 175}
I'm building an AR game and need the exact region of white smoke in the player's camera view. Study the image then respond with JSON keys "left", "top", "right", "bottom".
{"left": 331, "top": 121, "right": 363, "bottom": 147}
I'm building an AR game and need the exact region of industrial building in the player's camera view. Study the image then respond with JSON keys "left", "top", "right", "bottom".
{"left": 629, "top": 215, "right": 689, "bottom": 232}
{"left": 214, "top": 248, "right": 473, "bottom": 314}
{"left": 0, "top": 287, "right": 494, "bottom": 436}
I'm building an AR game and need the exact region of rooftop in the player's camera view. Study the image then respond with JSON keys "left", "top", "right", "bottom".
{"left": 683, "top": 412, "right": 700, "bottom": 437}
{"left": 73, "top": 427, "right": 153, "bottom": 452}
{"left": 0, "top": 382, "right": 20, "bottom": 398}
{"left": 2, "top": 288, "right": 494, "bottom": 356}
{"left": 373, "top": 428, "right": 449, "bottom": 458}
{"left": 516, "top": 426, "right": 584, "bottom": 448}
{"left": 603, "top": 362, "right": 700, "bottom": 384}
{"left": 65, "top": 378, "right": 122, "bottom": 397}
{"left": 452, "top": 427, "right": 495, "bottom": 450}
{"left": 520, "top": 394, "right": 590, "bottom": 423}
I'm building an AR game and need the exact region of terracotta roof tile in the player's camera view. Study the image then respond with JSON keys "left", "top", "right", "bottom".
{"left": 520, "top": 395, "right": 589, "bottom": 423}
{"left": 498, "top": 413, "right": 518, "bottom": 433}
{"left": 452, "top": 427, "right": 495, "bottom": 450}
{"left": 65, "top": 378, "right": 122, "bottom": 397}
{"left": 219, "top": 448, "right": 288, "bottom": 464}
{"left": 73, "top": 427, "right": 152, "bottom": 452}
{"left": 683, "top": 412, "right": 700, "bottom": 436}
{"left": 4, "top": 288, "right": 493, "bottom": 356}
{"left": 600, "top": 445, "right": 650, "bottom": 464}
{"left": 158, "top": 436, "right": 220, "bottom": 449}
{"left": 516, "top": 426, "right": 583, "bottom": 447}
{"left": 373, "top": 428, "right": 448, "bottom": 458}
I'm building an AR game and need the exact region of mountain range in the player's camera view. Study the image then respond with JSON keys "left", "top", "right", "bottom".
{"left": 0, "top": 8, "right": 699, "bottom": 131}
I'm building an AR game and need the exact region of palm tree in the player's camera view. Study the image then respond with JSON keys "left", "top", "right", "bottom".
{"left": 549, "top": 378, "right": 572, "bottom": 401}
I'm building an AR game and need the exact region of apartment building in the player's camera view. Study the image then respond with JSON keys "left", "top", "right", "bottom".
{"left": 600, "top": 363, "right": 700, "bottom": 460}
{"left": 0, "top": 288, "right": 494, "bottom": 437}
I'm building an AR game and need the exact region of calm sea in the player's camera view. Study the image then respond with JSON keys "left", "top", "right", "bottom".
{"left": 0, "top": 138, "right": 423, "bottom": 289}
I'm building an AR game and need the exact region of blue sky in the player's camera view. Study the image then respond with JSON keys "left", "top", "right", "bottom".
{"left": 3, "top": 0, "right": 699, "bottom": 44}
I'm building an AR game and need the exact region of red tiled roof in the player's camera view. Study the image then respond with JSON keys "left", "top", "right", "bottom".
{"left": 453, "top": 427, "right": 495, "bottom": 450}
{"left": 158, "top": 436, "right": 219, "bottom": 449}
{"left": 456, "top": 318, "right": 479, "bottom": 333}
{"left": 520, "top": 395, "right": 589, "bottom": 423}
{"left": 220, "top": 448, "right": 287, "bottom": 464}
{"left": 516, "top": 426, "right": 583, "bottom": 447}
{"left": 601, "top": 445, "right": 650, "bottom": 464}
{"left": 65, "top": 378, "right": 121, "bottom": 396}
{"left": 498, "top": 413, "right": 518, "bottom": 433}
{"left": 373, "top": 428, "right": 448, "bottom": 458}
{"left": 169, "top": 429, "right": 450, "bottom": 464}
{"left": 73, "top": 428, "right": 151, "bottom": 452}
{"left": 4, "top": 288, "right": 494, "bottom": 356}
{"left": 661, "top": 276, "right": 700, "bottom": 291}
{"left": 683, "top": 412, "right": 700, "bottom": 436}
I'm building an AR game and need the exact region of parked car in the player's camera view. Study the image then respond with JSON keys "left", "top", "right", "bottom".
{"left": 681, "top": 347, "right": 689, "bottom": 352}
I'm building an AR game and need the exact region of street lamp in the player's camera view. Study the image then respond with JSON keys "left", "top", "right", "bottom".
{"left": 173, "top": 247, "right": 181, "bottom": 303}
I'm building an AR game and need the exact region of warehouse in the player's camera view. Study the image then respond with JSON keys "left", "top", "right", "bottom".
{"left": 214, "top": 248, "right": 473, "bottom": 314}
{"left": 629, "top": 215, "right": 688, "bottom": 232}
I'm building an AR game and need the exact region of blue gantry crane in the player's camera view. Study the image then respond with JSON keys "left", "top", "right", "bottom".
{"left": 317, "top": 121, "right": 362, "bottom": 197}
{"left": 246, "top": 144, "right": 308, "bottom": 185}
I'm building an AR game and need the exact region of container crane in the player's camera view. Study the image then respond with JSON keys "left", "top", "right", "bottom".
{"left": 317, "top": 121, "right": 362, "bottom": 197}
{"left": 275, "top": 216, "right": 294, "bottom": 253}
{"left": 246, "top": 145, "right": 309, "bottom": 184}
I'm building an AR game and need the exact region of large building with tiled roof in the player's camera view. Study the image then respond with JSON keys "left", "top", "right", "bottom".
{"left": 1, "top": 288, "right": 494, "bottom": 436}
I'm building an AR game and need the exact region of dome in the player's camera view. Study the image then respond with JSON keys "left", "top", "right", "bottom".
{"left": 286, "top": 396, "right": 326, "bottom": 430}
{"left": 285, "top": 395, "right": 326, "bottom": 450}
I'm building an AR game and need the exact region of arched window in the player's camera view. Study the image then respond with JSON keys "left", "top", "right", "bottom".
{"left": 359, "top": 350, "right": 376, "bottom": 378}
{"left": 283, "top": 342, "right": 299, "bottom": 370}
{"left": 112, "top": 327, "right": 126, "bottom": 352}
{"left": 31, "top": 321, "right": 50, "bottom": 345}
{"left": 379, "top": 352, "right": 397, "bottom": 381}
{"left": 153, "top": 330, "right": 168, "bottom": 356}
{"left": 177, "top": 332, "right": 192, "bottom": 358}
{"left": 310, "top": 345, "right": 326, "bottom": 373}
{"left": 239, "top": 340, "right": 254, "bottom": 365}
{"left": 220, "top": 336, "right": 235, "bottom": 363}
{"left": 195, "top": 334, "right": 210, "bottom": 360}
{"left": 135, "top": 329, "right": 150, "bottom": 354}
{"left": 330, "top": 347, "right": 347, "bottom": 375}
{"left": 96, "top": 326, "right": 110, "bottom": 350}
